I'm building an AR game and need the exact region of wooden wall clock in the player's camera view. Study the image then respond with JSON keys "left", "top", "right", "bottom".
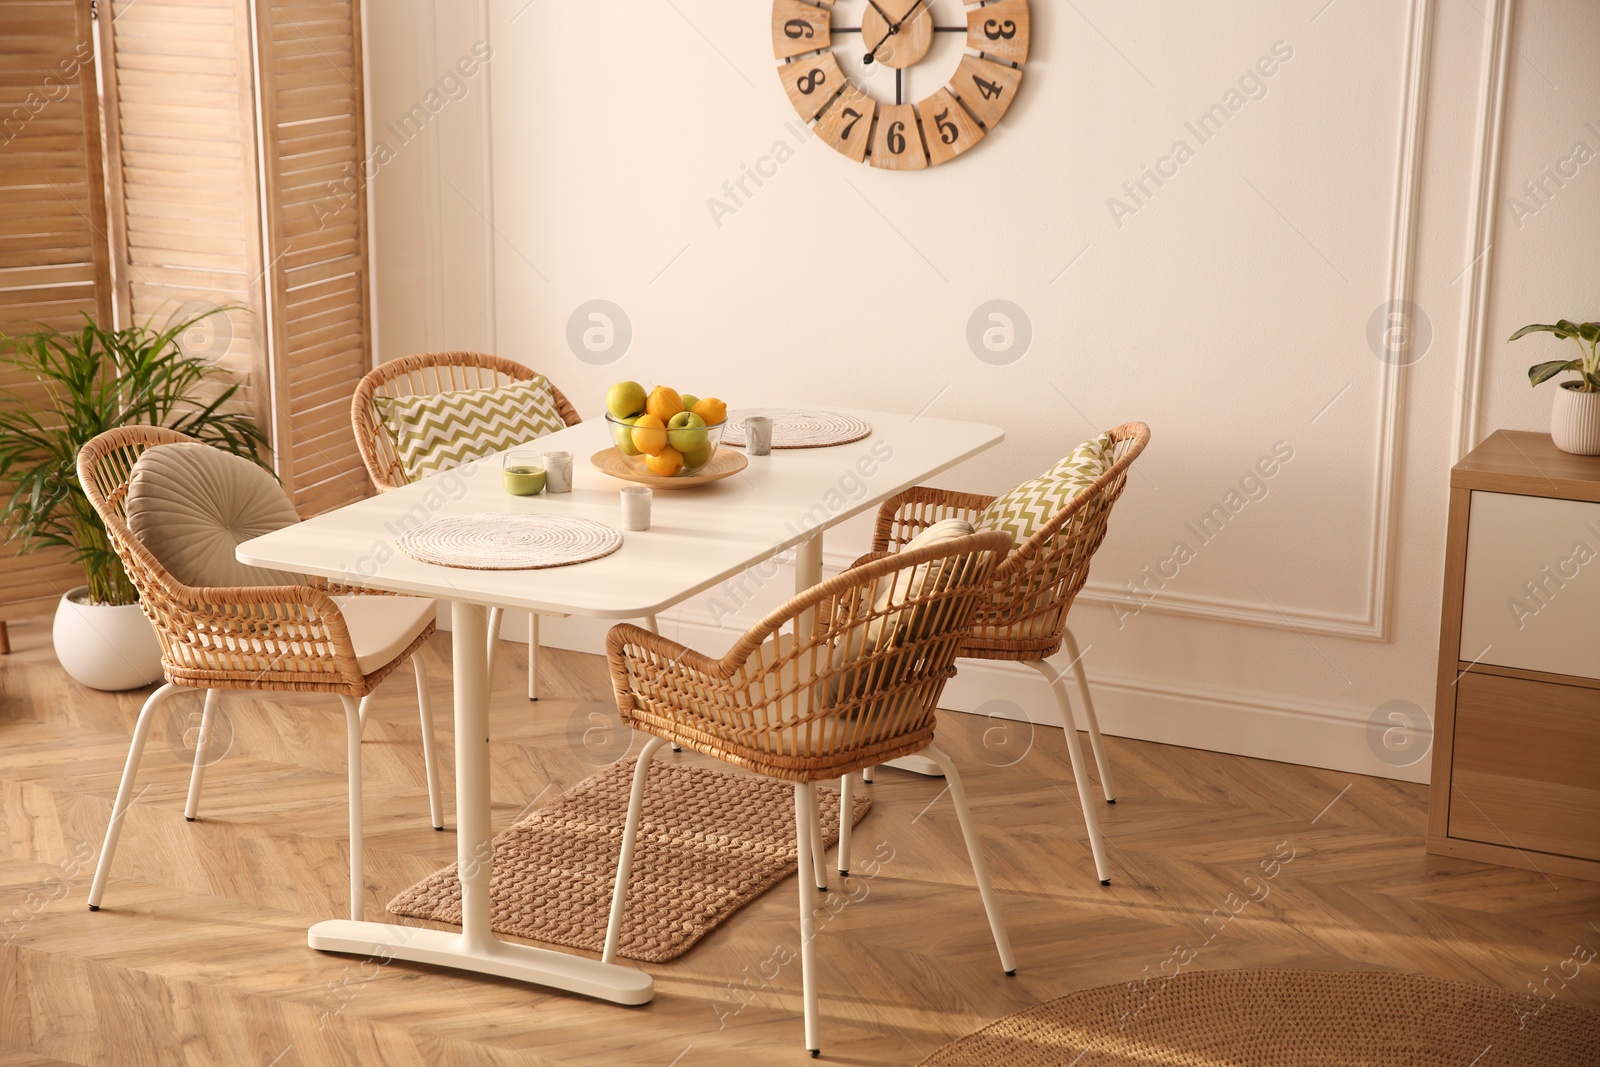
{"left": 770, "top": 0, "right": 1029, "bottom": 169}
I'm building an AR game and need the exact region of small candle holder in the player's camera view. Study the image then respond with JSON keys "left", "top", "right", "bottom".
{"left": 745, "top": 415, "right": 773, "bottom": 456}
{"left": 620, "top": 485, "right": 652, "bottom": 531}
{"left": 544, "top": 450, "right": 574, "bottom": 493}
{"left": 502, "top": 451, "right": 546, "bottom": 496}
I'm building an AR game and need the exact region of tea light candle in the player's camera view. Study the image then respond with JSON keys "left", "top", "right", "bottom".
{"left": 620, "top": 485, "right": 651, "bottom": 531}
{"left": 745, "top": 416, "right": 773, "bottom": 456}
{"left": 544, "top": 450, "right": 573, "bottom": 493}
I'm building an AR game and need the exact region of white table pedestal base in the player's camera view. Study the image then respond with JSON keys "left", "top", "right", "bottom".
{"left": 881, "top": 754, "right": 946, "bottom": 777}
{"left": 307, "top": 920, "right": 653, "bottom": 1005}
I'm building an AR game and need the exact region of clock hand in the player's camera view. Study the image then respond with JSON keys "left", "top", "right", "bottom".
{"left": 863, "top": 0, "right": 932, "bottom": 64}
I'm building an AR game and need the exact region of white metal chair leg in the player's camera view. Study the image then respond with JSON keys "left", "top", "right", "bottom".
{"left": 808, "top": 789, "right": 828, "bottom": 891}
{"left": 89, "top": 682, "right": 182, "bottom": 910}
{"left": 1060, "top": 627, "right": 1116, "bottom": 802}
{"left": 862, "top": 766, "right": 874, "bottom": 783}
{"left": 486, "top": 606, "right": 503, "bottom": 683}
{"left": 642, "top": 616, "right": 682, "bottom": 753}
{"left": 356, "top": 691, "right": 374, "bottom": 731}
{"left": 1024, "top": 659, "right": 1112, "bottom": 885}
{"left": 340, "top": 695, "right": 365, "bottom": 922}
{"left": 527, "top": 612, "right": 540, "bottom": 701}
{"left": 921, "top": 746, "right": 1017, "bottom": 975}
{"left": 183, "top": 689, "right": 221, "bottom": 821}
{"left": 795, "top": 781, "right": 821, "bottom": 1056}
{"left": 603, "top": 735, "right": 668, "bottom": 964}
{"left": 836, "top": 774, "right": 853, "bottom": 877}
{"left": 412, "top": 656, "right": 444, "bottom": 830}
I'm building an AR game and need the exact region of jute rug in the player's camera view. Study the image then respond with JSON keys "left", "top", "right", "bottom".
{"left": 919, "top": 968, "right": 1600, "bottom": 1066}
{"left": 388, "top": 760, "right": 871, "bottom": 963}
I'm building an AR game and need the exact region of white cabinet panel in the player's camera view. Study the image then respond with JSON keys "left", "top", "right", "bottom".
{"left": 1460, "top": 491, "right": 1600, "bottom": 680}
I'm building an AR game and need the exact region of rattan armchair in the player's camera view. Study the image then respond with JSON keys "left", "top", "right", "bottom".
{"left": 78, "top": 426, "right": 444, "bottom": 922}
{"left": 601, "top": 531, "right": 1017, "bottom": 1055}
{"left": 350, "top": 351, "right": 592, "bottom": 701}
{"left": 854, "top": 422, "right": 1151, "bottom": 887}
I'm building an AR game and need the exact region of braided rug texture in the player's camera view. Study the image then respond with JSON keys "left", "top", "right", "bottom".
{"left": 918, "top": 968, "right": 1600, "bottom": 1066}
{"left": 388, "top": 760, "right": 871, "bottom": 963}
{"left": 722, "top": 408, "right": 872, "bottom": 449}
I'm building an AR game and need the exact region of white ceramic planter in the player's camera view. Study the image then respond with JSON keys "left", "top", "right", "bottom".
{"left": 52, "top": 587, "right": 165, "bottom": 691}
{"left": 1551, "top": 384, "right": 1600, "bottom": 456}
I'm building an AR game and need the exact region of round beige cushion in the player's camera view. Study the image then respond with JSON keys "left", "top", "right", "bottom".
{"left": 125, "top": 443, "right": 304, "bottom": 588}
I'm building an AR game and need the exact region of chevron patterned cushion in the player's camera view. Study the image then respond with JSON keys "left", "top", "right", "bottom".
{"left": 975, "top": 431, "right": 1114, "bottom": 546}
{"left": 375, "top": 377, "right": 567, "bottom": 481}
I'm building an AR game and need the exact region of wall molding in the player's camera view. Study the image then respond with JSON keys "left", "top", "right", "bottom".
{"left": 1072, "top": 0, "right": 1435, "bottom": 643}
{"left": 1453, "top": 0, "right": 1515, "bottom": 464}
{"left": 484, "top": 594, "right": 1427, "bottom": 784}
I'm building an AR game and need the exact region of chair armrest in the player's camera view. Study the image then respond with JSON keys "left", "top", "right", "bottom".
{"left": 872, "top": 486, "right": 997, "bottom": 553}
{"left": 146, "top": 577, "right": 367, "bottom": 689}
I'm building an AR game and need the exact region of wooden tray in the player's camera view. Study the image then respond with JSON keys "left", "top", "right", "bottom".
{"left": 589, "top": 446, "right": 747, "bottom": 489}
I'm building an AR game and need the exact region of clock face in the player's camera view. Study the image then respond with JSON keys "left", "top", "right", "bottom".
{"left": 771, "top": 0, "right": 1030, "bottom": 169}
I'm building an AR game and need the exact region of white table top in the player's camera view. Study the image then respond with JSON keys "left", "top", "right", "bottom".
{"left": 238, "top": 407, "right": 1002, "bottom": 618}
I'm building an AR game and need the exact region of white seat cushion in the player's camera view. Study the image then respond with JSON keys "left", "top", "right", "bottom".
{"left": 332, "top": 595, "right": 436, "bottom": 675}
{"left": 125, "top": 443, "right": 304, "bottom": 588}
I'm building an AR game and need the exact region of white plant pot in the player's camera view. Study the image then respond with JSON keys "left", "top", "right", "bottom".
{"left": 52, "top": 587, "right": 165, "bottom": 692}
{"left": 1551, "top": 384, "right": 1600, "bottom": 456}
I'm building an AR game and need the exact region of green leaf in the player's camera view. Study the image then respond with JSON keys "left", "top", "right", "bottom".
{"left": 1510, "top": 323, "right": 1570, "bottom": 341}
{"left": 1529, "top": 359, "right": 1581, "bottom": 386}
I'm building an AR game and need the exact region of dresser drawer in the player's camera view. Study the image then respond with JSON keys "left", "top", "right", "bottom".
{"left": 1459, "top": 491, "right": 1600, "bottom": 680}
{"left": 1447, "top": 671, "right": 1600, "bottom": 862}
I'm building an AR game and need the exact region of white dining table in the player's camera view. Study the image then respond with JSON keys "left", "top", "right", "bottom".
{"left": 237, "top": 406, "right": 1002, "bottom": 1005}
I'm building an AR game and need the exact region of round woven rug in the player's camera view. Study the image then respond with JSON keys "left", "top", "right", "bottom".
{"left": 396, "top": 513, "right": 622, "bottom": 570}
{"left": 722, "top": 408, "right": 872, "bottom": 449}
{"left": 918, "top": 968, "right": 1600, "bottom": 1066}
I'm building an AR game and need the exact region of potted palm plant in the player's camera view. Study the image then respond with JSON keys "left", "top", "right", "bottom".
{"left": 0, "top": 311, "right": 269, "bottom": 690}
{"left": 1512, "top": 318, "right": 1600, "bottom": 456}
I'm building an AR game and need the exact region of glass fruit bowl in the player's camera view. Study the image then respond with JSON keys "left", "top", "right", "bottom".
{"left": 603, "top": 411, "right": 727, "bottom": 476}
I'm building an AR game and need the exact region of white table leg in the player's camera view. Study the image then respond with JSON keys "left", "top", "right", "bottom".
{"left": 307, "top": 600, "right": 653, "bottom": 1005}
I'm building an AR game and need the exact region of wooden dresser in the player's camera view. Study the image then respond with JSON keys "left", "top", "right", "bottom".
{"left": 1431, "top": 430, "right": 1600, "bottom": 880}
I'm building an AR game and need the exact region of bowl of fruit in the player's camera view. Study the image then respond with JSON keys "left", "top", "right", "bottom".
{"left": 593, "top": 381, "right": 745, "bottom": 488}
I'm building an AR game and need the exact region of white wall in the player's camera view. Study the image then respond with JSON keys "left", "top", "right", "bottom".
{"left": 365, "top": 0, "right": 1600, "bottom": 783}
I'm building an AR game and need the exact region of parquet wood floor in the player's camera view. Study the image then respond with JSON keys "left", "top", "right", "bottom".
{"left": 2, "top": 619, "right": 1596, "bottom": 1065}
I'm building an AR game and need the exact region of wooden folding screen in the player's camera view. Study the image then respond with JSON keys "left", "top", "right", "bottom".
{"left": 100, "top": 0, "right": 372, "bottom": 518}
{"left": 0, "top": 0, "right": 113, "bottom": 615}
{"left": 0, "top": 0, "right": 373, "bottom": 621}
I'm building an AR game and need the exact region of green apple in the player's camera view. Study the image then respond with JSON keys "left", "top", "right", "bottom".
{"left": 679, "top": 440, "right": 713, "bottom": 470}
{"left": 666, "top": 411, "right": 707, "bottom": 454}
{"left": 606, "top": 380, "right": 647, "bottom": 419}
{"left": 612, "top": 413, "right": 642, "bottom": 455}
{"left": 678, "top": 393, "right": 700, "bottom": 413}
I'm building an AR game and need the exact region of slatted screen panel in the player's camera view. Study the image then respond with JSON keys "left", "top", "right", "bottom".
{"left": 103, "top": 0, "right": 267, "bottom": 432}
{"left": 257, "top": 0, "right": 371, "bottom": 516}
{"left": 0, "top": 0, "right": 111, "bottom": 614}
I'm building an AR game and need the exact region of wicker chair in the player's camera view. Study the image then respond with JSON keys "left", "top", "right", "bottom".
{"left": 351, "top": 352, "right": 594, "bottom": 700}
{"left": 78, "top": 426, "right": 444, "bottom": 921}
{"left": 851, "top": 422, "right": 1151, "bottom": 887}
{"left": 602, "top": 531, "right": 1017, "bottom": 1056}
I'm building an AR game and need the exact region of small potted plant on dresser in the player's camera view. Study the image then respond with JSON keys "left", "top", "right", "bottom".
{"left": 0, "top": 312, "right": 269, "bottom": 691}
{"left": 1512, "top": 317, "right": 1600, "bottom": 455}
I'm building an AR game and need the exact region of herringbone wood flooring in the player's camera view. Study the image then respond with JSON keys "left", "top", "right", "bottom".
{"left": 2, "top": 619, "right": 1596, "bottom": 1065}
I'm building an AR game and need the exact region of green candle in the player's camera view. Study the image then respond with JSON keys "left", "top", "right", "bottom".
{"left": 502, "top": 464, "right": 546, "bottom": 496}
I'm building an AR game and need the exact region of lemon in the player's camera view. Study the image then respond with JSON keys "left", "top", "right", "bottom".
{"left": 646, "top": 447, "right": 683, "bottom": 476}
{"left": 631, "top": 413, "right": 668, "bottom": 456}
{"left": 690, "top": 397, "right": 727, "bottom": 425}
{"left": 645, "top": 386, "right": 683, "bottom": 422}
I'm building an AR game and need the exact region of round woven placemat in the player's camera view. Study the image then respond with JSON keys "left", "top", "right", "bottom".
{"left": 919, "top": 968, "right": 1600, "bottom": 1066}
{"left": 722, "top": 408, "right": 872, "bottom": 449}
{"left": 396, "top": 513, "right": 622, "bottom": 570}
